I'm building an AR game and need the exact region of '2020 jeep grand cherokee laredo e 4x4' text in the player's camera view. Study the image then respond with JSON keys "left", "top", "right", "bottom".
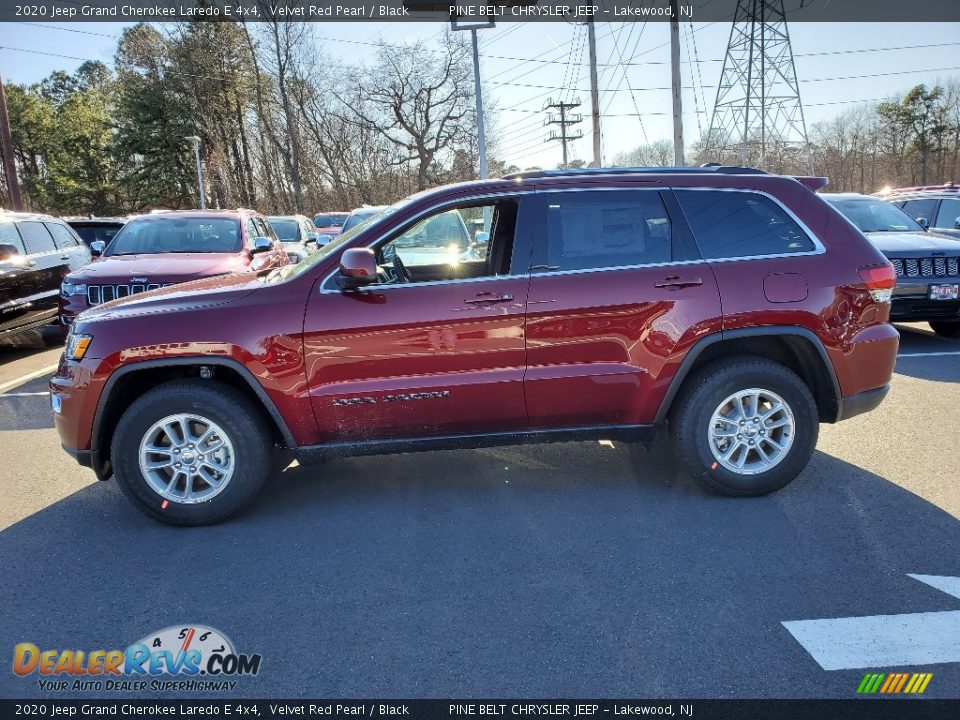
{"left": 51, "top": 167, "right": 900, "bottom": 525}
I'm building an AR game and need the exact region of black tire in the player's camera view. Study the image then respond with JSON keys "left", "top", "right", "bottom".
{"left": 111, "top": 379, "right": 273, "bottom": 525}
{"left": 669, "top": 357, "right": 818, "bottom": 496}
{"left": 929, "top": 320, "right": 960, "bottom": 338}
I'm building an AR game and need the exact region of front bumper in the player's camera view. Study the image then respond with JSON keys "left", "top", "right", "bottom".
{"left": 891, "top": 280, "right": 960, "bottom": 322}
{"left": 50, "top": 356, "right": 110, "bottom": 477}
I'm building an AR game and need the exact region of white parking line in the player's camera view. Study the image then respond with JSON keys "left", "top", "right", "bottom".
{"left": 782, "top": 574, "right": 960, "bottom": 670}
{"left": 0, "top": 391, "right": 50, "bottom": 398}
{"left": 0, "top": 364, "right": 58, "bottom": 395}
{"left": 897, "top": 351, "right": 960, "bottom": 358}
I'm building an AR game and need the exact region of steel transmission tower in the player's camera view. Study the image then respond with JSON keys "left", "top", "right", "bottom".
{"left": 705, "top": 0, "right": 812, "bottom": 172}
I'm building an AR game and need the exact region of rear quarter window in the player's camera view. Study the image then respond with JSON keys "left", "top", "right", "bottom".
{"left": 674, "top": 190, "right": 816, "bottom": 260}
{"left": 45, "top": 221, "right": 81, "bottom": 249}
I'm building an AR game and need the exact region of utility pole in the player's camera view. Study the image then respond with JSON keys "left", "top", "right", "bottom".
{"left": 586, "top": 19, "right": 602, "bottom": 167}
{"left": 0, "top": 73, "right": 23, "bottom": 211}
{"left": 544, "top": 98, "right": 583, "bottom": 169}
{"left": 669, "top": 0, "right": 685, "bottom": 166}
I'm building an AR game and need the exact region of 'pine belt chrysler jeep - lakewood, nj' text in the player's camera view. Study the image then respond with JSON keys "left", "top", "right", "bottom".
{"left": 51, "top": 166, "right": 900, "bottom": 525}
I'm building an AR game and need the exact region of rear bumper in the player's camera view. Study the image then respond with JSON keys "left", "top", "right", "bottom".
{"left": 836, "top": 384, "right": 890, "bottom": 422}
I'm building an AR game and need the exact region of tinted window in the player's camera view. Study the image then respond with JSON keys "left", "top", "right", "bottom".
{"left": 675, "top": 190, "right": 815, "bottom": 259}
{"left": 314, "top": 213, "right": 348, "bottom": 227}
{"left": 45, "top": 222, "right": 80, "bottom": 249}
{"left": 536, "top": 190, "right": 672, "bottom": 272}
{"left": 107, "top": 218, "right": 241, "bottom": 255}
{"left": 18, "top": 221, "right": 56, "bottom": 254}
{"left": 901, "top": 198, "right": 938, "bottom": 224}
{"left": 268, "top": 218, "right": 299, "bottom": 242}
{"left": 934, "top": 198, "right": 960, "bottom": 229}
{"left": 71, "top": 223, "right": 123, "bottom": 246}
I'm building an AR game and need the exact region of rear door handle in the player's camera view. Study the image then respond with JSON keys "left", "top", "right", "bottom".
{"left": 464, "top": 293, "right": 514, "bottom": 305}
{"left": 654, "top": 276, "right": 703, "bottom": 289}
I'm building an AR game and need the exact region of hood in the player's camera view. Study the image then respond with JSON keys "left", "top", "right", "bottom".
{"left": 864, "top": 231, "right": 960, "bottom": 255}
{"left": 69, "top": 253, "right": 249, "bottom": 283}
{"left": 74, "top": 270, "right": 266, "bottom": 324}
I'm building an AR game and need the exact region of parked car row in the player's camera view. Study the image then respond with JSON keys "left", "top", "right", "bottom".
{"left": 3, "top": 207, "right": 361, "bottom": 343}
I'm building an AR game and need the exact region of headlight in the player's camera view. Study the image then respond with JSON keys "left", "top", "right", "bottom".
{"left": 61, "top": 282, "right": 88, "bottom": 297}
{"left": 65, "top": 333, "right": 93, "bottom": 361}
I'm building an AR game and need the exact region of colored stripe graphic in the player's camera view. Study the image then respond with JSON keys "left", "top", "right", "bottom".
{"left": 856, "top": 672, "right": 932, "bottom": 694}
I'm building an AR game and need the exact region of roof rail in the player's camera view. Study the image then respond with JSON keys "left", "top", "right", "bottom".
{"left": 501, "top": 165, "right": 769, "bottom": 180}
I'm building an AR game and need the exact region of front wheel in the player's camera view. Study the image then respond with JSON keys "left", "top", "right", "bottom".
{"left": 111, "top": 380, "right": 273, "bottom": 525}
{"left": 670, "top": 357, "right": 819, "bottom": 496}
{"left": 929, "top": 320, "right": 960, "bottom": 338}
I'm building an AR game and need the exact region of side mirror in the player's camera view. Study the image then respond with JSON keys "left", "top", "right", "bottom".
{"left": 251, "top": 237, "right": 273, "bottom": 254}
{"left": 474, "top": 231, "right": 490, "bottom": 245}
{"left": 316, "top": 234, "right": 334, "bottom": 247}
{"left": 0, "top": 243, "right": 19, "bottom": 262}
{"left": 305, "top": 232, "right": 319, "bottom": 246}
{"left": 90, "top": 240, "right": 105, "bottom": 257}
{"left": 916, "top": 216, "right": 930, "bottom": 230}
{"left": 336, "top": 248, "right": 378, "bottom": 290}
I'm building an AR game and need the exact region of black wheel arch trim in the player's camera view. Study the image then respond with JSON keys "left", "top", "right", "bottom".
{"left": 91, "top": 357, "right": 298, "bottom": 459}
{"left": 653, "top": 326, "right": 843, "bottom": 425}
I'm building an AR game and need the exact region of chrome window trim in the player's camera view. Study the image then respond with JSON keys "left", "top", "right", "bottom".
{"left": 318, "top": 186, "right": 826, "bottom": 292}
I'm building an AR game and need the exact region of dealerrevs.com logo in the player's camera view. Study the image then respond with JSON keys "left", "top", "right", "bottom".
{"left": 12, "top": 625, "right": 262, "bottom": 692}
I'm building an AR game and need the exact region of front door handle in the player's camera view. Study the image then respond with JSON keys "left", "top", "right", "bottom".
{"left": 464, "top": 292, "right": 514, "bottom": 305}
{"left": 654, "top": 276, "right": 703, "bottom": 289}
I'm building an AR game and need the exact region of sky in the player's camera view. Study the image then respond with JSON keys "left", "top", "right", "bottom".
{"left": 1, "top": 19, "right": 959, "bottom": 171}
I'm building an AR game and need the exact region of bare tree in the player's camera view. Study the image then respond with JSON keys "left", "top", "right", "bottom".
{"left": 350, "top": 35, "right": 473, "bottom": 191}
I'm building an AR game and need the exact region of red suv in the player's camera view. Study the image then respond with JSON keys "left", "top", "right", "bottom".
{"left": 50, "top": 167, "right": 899, "bottom": 525}
{"left": 59, "top": 210, "right": 289, "bottom": 327}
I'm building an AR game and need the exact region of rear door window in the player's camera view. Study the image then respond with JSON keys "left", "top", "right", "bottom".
{"left": 532, "top": 190, "right": 672, "bottom": 272}
{"left": 674, "top": 190, "right": 815, "bottom": 259}
{"left": 0, "top": 222, "right": 26, "bottom": 255}
{"left": 17, "top": 221, "right": 57, "bottom": 254}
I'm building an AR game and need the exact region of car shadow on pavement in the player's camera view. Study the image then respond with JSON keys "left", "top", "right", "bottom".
{"left": 1, "top": 442, "right": 958, "bottom": 700}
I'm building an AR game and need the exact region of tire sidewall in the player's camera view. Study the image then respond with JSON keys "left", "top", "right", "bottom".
{"left": 682, "top": 364, "right": 818, "bottom": 495}
{"left": 112, "top": 383, "right": 270, "bottom": 524}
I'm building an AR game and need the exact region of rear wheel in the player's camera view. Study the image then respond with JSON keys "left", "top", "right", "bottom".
{"left": 929, "top": 320, "right": 960, "bottom": 338}
{"left": 111, "top": 380, "right": 273, "bottom": 525}
{"left": 670, "top": 357, "right": 818, "bottom": 496}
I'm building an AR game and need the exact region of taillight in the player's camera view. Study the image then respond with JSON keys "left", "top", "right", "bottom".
{"left": 859, "top": 263, "right": 896, "bottom": 302}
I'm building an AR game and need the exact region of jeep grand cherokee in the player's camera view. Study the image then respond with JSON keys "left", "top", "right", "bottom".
{"left": 50, "top": 166, "right": 899, "bottom": 525}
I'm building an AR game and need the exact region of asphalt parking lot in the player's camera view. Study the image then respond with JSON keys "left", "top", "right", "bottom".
{"left": 0, "top": 324, "right": 957, "bottom": 700}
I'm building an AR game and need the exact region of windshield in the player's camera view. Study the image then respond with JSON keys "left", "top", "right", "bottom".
{"left": 106, "top": 217, "right": 241, "bottom": 255}
{"left": 270, "top": 203, "right": 407, "bottom": 282}
{"left": 267, "top": 218, "right": 300, "bottom": 242}
{"left": 826, "top": 197, "right": 925, "bottom": 233}
{"left": 314, "top": 213, "right": 348, "bottom": 228}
